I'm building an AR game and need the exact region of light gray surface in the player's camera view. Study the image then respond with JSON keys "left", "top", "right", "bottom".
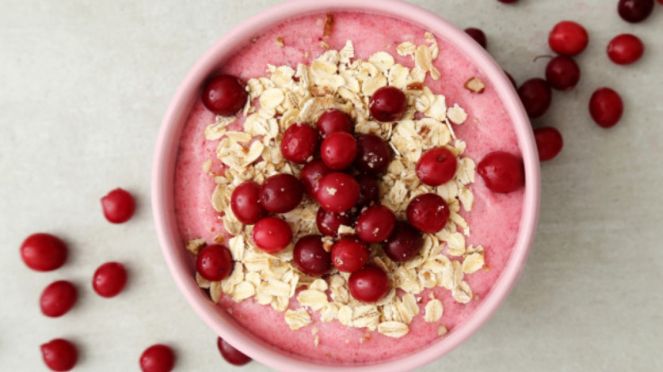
{"left": 1, "top": 0, "right": 662, "bottom": 371}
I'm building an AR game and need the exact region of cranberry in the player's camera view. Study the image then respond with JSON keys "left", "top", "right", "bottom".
{"left": 477, "top": 152, "right": 525, "bottom": 193}
{"left": 545, "top": 56, "right": 581, "bottom": 91}
{"left": 548, "top": 21, "right": 589, "bottom": 56}
{"left": 140, "top": 344, "right": 175, "bottom": 372}
{"left": 316, "top": 207, "right": 354, "bottom": 237}
{"left": 355, "top": 174, "right": 380, "bottom": 209}
{"left": 607, "top": 34, "right": 645, "bottom": 65}
{"left": 383, "top": 222, "right": 423, "bottom": 263}
{"left": 252, "top": 217, "right": 292, "bottom": 253}
{"left": 505, "top": 71, "right": 517, "bottom": 88}
{"left": 465, "top": 28, "right": 487, "bottom": 49}
{"left": 300, "top": 160, "right": 330, "bottom": 197}
{"left": 355, "top": 134, "right": 391, "bottom": 174}
{"left": 356, "top": 205, "right": 396, "bottom": 243}
{"left": 320, "top": 132, "right": 357, "bottom": 170}
{"left": 196, "top": 244, "right": 233, "bottom": 281}
{"left": 41, "top": 339, "right": 78, "bottom": 372}
{"left": 589, "top": 88, "right": 623, "bottom": 128}
{"left": 217, "top": 337, "right": 252, "bottom": 366}
{"left": 93, "top": 262, "right": 127, "bottom": 298}
{"left": 348, "top": 265, "right": 389, "bottom": 302}
{"left": 260, "top": 173, "right": 304, "bottom": 213}
{"left": 618, "top": 0, "right": 654, "bottom": 23}
{"left": 370, "top": 86, "right": 407, "bottom": 122}
{"left": 231, "top": 181, "right": 265, "bottom": 225}
{"left": 406, "top": 193, "right": 450, "bottom": 234}
{"left": 316, "top": 172, "right": 360, "bottom": 213}
{"left": 293, "top": 235, "right": 331, "bottom": 276}
{"left": 416, "top": 148, "right": 457, "bottom": 186}
{"left": 317, "top": 108, "right": 353, "bottom": 136}
{"left": 40, "top": 281, "right": 77, "bottom": 318}
{"left": 280, "top": 123, "right": 319, "bottom": 164}
{"left": 331, "top": 236, "right": 371, "bottom": 273}
{"left": 201, "top": 75, "right": 247, "bottom": 116}
{"left": 534, "top": 127, "right": 564, "bottom": 161}
{"left": 101, "top": 188, "right": 136, "bottom": 223}
{"left": 518, "top": 78, "right": 552, "bottom": 118}
{"left": 20, "top": 233, "right": 67, "bottom": 272}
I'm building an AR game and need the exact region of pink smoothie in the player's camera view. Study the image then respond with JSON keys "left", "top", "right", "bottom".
{"left": 174, "top": 12, "right": 524, "bottom": 365}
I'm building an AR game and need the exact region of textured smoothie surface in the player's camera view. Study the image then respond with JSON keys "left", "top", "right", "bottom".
{"left": 174, "top": 12, "right": 524, "bottom": 365}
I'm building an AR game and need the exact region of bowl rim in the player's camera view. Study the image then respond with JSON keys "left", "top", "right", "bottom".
{"left": 152, "top": 0, "right": 540, "bottom": 371}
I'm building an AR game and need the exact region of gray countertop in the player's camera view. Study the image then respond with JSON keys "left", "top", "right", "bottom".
{"left": 1, "top": 0, "right": 662, "bottom": 371}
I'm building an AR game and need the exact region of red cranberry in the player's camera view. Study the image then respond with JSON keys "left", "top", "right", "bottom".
{"left": 140, "top": 344, "right": 175, "bottom": 372}
{"left": 348, "top": 265, "right": 389, "bottom": 302}
{"left": 505, "top": 71, "right": 517, "bottom": 88}
{"left": 465, "top": 28, "right": 487, "bottom": 49}
{"left": 477, "top": 152, "right": 525, "bottom": 193}
{"left": 40, "top": 281, "right": 77, "bottom": 318}
{"left": 317, "top": 108, "right": 353, "bottom": 136}
{"left": 101, "top": 188, "right": 136, "bottom": 223}
{"left": 93, "top": 262, "right": 127, "bottom": 298}
{"left": 320, "top": 132, "right": 357, "bottom": 170}
{"left": 607, "top": 34, "right": 644, "bottom": 65}
{"left": 293, "top": 235, "right": 331, "bottom": 276}
{"left": 618, "top": 0, "right": 654, "bottom": 23}
{"left": 545, "top": 56, "right": 581, "bottom": 91}
{"left": 416, "top": 148, "right": 457, "bottom": 186}
{"left": 231, "top": 181, "right": 264, "bottom": 225}
{"left": 260, "top": 173, "right": 304, "bottom": 213}
{"left": 548, "top": 21, "right": 589, "bottom": 56}
{"left": 356, "top": 205, "right": 396, "bottom": 243}
{"left": 280, "top": 123, "right": 319, "bottom": 164}
{"left": 406, "top": 193, "right": 450, "bottom": 234}
{"left": 383, "top": 222, "right": 423, "bottom": 263}
{"left": 355, "top": 134, "right": 391, "bottom": 174}
{"left": 41, "top": 339, "right": 78, "bottom": 371}
{"left": 217, "top": 337, "right": 252, "bottom": 366}
{"left": 196, "top": 245, "right": 233, "bottom": 281}
{"left": 589, "top": 88, "right": 623, "bottom": 128}
{"left": 534, "top": 127, "right": 564, "bottom": 161}
{"left": 20, "top": 233, "right": 67, "bottom": 272}
{"left": 370, "top": 86, "right": 407, "bottom": 122}
{"left": 355, "top": 174, "right": 380, "bottom": 209}
{"left": 316, "top": 172, "right": 360, "bottom": 213}
{"left": 252, "top": 217, "right": 292, "bottom": 253}
{"left": 316, "top": 207, "right": 354, "bottom": 237}
{"left": 518, "top": 78, "right": 552, "bottom": 118}
{"left": 201, "top": 75, "right": 247, "bottom": 116}
{"left": 300, "top": 160, "right": 331, "bottom": 197}
{"left": 331, "top": 236, "right": 371, "bottom": 273}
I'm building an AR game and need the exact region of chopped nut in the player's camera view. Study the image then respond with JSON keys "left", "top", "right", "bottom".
{"left": 464, "top": 77, "right": 486, "bottom": 93}
{"left": 186, "top": 239, "right": 206, "bottom": 255}
{"left": 323, "top": 14, "right": 334, "bottom": 38}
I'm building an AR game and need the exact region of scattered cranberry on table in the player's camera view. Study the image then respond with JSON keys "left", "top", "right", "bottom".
{"left": 280, "top": 123, "right": 319, "bottom": 164}
{"left": 589, "top": 87, "right": 624, "bottom": 128}
{"left": 40, "top": 280, "right": 77, "bottom": 318}
{"left": 316, "top": 172, "right": 360, "bottom": 213}
{"left": 369, "top": 86, "right": 407, "bottom": 122}
{"left": 259, "top": 173, "right": 304, "bottom": 213}
{"left": 101, "top": 188, "right": 136, "bottom": 224}
{"left": 618, "top": 0, "right": 655, "bottom": 23}
{"left": 383, "top": 221, "right": 423, "bottom": 263}
{"left": 607, "top": 34, "right": 645, "bottom": 65}
{"left": 331, "top": 236, "right": 371, "bottom": 273}
{"left": 355, "top": 134, "right": 391, "bottom": 174}
{"left": 293, "top": 235, "right": 332, "bottom": 277}
{"left": 356, "top": 205, "right": 396, "bottom": 243}
{"left": 20, "top": 233, "right": 68, "bottom": 272}
{"left": 320, "top": 132, "right": 358, "bottom": 170}
{"left": 316, "top": 207, "right": 354, "bottom": 237}
{"left": 201, "top": 74, "right": 248, "bottom": 116}
{"left": 252, "top": 217, "right": 292, "bottom": 253}
{"left": 140, "top": 344, "right": 175, "bottom": 372}
{"left": 355, "top": 174, "right": 380, "bottom": 209}
{"left": 465, "top": 28, "right": 487, "bottom": 49}
{"left": 231, "top": 181, "right": 264, "bottom": 225}
{"left": 317, "top": 108, "right": 353, "bottom": 136}
{"left": 41, "top": 338, "right": 78, "bottom": 372}
{"left": 406, "top": 193, "right": 450, "bottom": 234}
{"left": 196, "top": 245, "right": 233, "bottom": 281}
{"left": 518, "top": 78, "right": 552, "bottom": 118}
{"left": 534, "top": 127, "right": 564, "bottom": 161}
{"left": 477, "top": 152, "right": 525, "bottom": 194}
{"left": 217, "top": 337, "right": 252, "bottom": 366}
{"left": 416, "top": 147, "right": 458, "bottom": 186}
{"left": 548, "top": 21, "right": 589, "bottom": 56}
{"left": 545, "top": 56, "right": 581, "bottom": 91}
{"left": 93, "top": 262, "right": 128, "bottom": 298}
{"left": 300, "top": 160, "right": 330, "bottom": 197}
{"left": 348, "top": 265, "right": 389, "bottom": 303}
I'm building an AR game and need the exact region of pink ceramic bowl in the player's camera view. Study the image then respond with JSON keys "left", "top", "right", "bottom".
{"left": 152, "top": 0, "right": 540, "bottom": 371}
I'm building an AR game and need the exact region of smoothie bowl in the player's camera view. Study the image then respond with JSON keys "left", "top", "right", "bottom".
{"left": 152, "top": 0, "right": 540, "bottom": 371}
